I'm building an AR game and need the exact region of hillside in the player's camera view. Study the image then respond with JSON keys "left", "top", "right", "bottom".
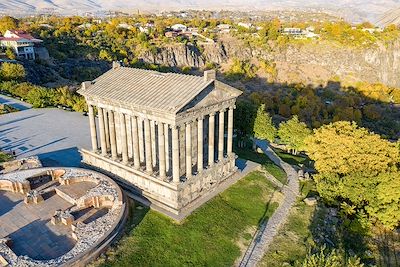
{"left": 1, "top": 0, "right": 400, "bottom": 22}
{"left": 376, "top": 7, "right": 400, "bottom": 27}
{"left": 136, "top": 36, "right": 400, "bottom": 88}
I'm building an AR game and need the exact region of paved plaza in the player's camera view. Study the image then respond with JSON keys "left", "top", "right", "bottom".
{"left": 0, "top": 191, "right": 75, "bottom": 260}
{"left": 0, "top": 95, "right": 92, "bottom": 167}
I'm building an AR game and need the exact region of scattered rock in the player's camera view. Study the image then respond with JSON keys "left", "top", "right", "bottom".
{"left": 304, "top": 197, "right": 317, "bottom": 206}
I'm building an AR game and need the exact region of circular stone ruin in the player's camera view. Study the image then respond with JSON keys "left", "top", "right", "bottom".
{"left": 0, "top": 167, "right": 127, "bottom": 266}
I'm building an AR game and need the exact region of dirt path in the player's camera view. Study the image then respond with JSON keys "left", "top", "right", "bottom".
{"left": 238, "top": 139, "right": 299, "bottom": 267}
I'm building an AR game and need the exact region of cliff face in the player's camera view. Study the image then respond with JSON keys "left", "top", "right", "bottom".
{"left": 138, "top": 38, "right": 400, "bottom": 87}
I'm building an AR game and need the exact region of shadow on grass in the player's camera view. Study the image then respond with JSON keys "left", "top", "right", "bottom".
{"left": 234, "top": 145, "right": 287, "bottom": 184}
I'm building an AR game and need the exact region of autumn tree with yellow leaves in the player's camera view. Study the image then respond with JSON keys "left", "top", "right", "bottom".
{"left": 305, "top": 121, "right": 400, "bottom": 229}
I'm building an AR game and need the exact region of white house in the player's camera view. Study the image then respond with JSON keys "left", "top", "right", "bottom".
{"left": 282, "top": 27, "right": 319, "bottom": 39}
{"left": 171, "top": 24, "right": 187, "bottom": 32}
{"left": 362, "top": 28, "right": 383, "bottom": 34}
{"left": 237, "top": 22, "right": 253, "bottom": 29}
{"left": 117, "top": 23, "right": 133, "bottom": 30}
{"left": 0, "top": 30, "right": 42, "bottom": 60}
{"left": 77, "top": 23, "right": 92, "bottom": 30}
{"left": 282, "top": 28, "right": 303, "bottom": 35}
{"left": 217, "top": 24, "right": 231, "bottom": 33}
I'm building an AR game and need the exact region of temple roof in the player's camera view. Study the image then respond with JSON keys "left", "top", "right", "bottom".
{"left": 78, "top": 65, "right": 242, "bottom": 114}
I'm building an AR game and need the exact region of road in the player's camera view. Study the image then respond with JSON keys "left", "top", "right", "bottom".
{"left": 0, "top": 95, "right": 92, "bottom": 167}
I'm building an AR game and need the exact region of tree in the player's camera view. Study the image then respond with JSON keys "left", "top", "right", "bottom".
{"left": 278, "top": 115, "right": 311, "bottom": 154}
{"left": 5, "top": 47, "right": 16, "bottom": 60}
{"left": 298, "top": 246, "right": 364, "bottom": 267}
{"left": 0, "top": 63, "right": 25, "bottom": 81}
{"left": 234, "top": 101, "right": 257, "bottom": 148}
{"left": 305, "top": 121, "right": 399, "bottom": 176}
{"left": 253, "top": 104, "right": 276, "bottom": 142}
{"left": 0, "top": 16, "right": 18, "bottom": 34}
{"left": 306, "top": 121, "right": 400, "bottom": 229}
{"left": 99, "top": 49, "right": 114, "bottom": 61}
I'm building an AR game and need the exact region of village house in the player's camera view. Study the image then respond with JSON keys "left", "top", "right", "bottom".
{"left": 171, "top": 23, "right": 188, "bottom": 32}
{"left": 117, "top": 23, "right": 133, "bottom": 30}
{"left": 216, "top": 24, "right": 231, "bottom": 33}
{"left": 237, "top": 22, "right": 253, "bottom": 29}
{"left": 0, "top": 30, "right": 43, "bottom": 60}
{"left": 282, "top": 27, "right": 319, "bottom": 39}
{"left": 362, "top": 27, "right": 384, "bottom": 34}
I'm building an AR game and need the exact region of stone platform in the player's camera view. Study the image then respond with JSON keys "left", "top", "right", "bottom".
{"left": 0, "top": 166, "right": 127, "bottom": 266}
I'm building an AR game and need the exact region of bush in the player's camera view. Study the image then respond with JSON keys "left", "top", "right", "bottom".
{"left": 0, "top": 81, "right": 87, "bottom": 112}
{"left": 297, "top": 246, "right": 364, "bottom": 267}
{"left": 0, "top": 63, "right": 25, "bottom": 81}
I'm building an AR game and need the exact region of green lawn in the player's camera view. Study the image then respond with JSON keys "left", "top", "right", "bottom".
{"left": 234, "top": 147, "right": 288, "bottom": 184}
{"left": 95, "top": 171, "right": 281, "bottom": 267}
{"left": 272, "top": 148, "right": 312, "bottom": 169}
{"left": 0, "top": 151, "right": 12, "bottom": 163}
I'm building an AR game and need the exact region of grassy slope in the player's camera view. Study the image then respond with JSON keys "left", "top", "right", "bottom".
{"left": 234, "top": 147, "right": 287, "bottom": 184}
{"left": 0, "top": 152, "right": 12, "bottom": 163}
{"left": 96, "top": 171, "right": 280, "bottom": 267}
{"left": 260, "top": 201, "right": 316, "bottom": 266}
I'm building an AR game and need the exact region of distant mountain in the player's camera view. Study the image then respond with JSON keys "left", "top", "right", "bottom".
{"left": 1, "top": 0, "right": 400, "bottom": 23}
{"left": 376, "top": 7, "right": 400, "bottom": 27}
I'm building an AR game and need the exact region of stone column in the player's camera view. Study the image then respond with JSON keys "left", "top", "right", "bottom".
{"left": 208, "top": 112, "right": 215, "bottom": 166}
{"left": 88, "top": 104, "right": 98, "bottom": 151}
{"left": 120, "top": 113, "right": 129, "bottom": 164}
{"left": 151, "top": 120, "right": 157, "bottom": 168}
{"left": 103, "top": 108, "right": 110, "bottom": 151}
{"left": 227, "top": 106, "right": 234, "bottom": 156}
{"left": 197, "top": 117, "right": 203, "bottom": 173}
{"left": 218, "top": 109, "right": 225, "bottom": 161}
{"left": 144, "top": 119, "right": 153, "bottom": 174}
{"left": 98, "top": 107, "right": 107, "bottom": 156}
{"left": 158, "top": 123, "right": 166, "bottom": 179}
{"left": 185, "top": 122, "right": 192, "bottom": 179}
{"left": 172, "top": 126, "right": 180, "bottom": 183}
{"left": 164, "top": 123, "right": 170, "bottom": 174}
{"left": 131, "top": 116, "right": 140, "bottom": 169}
{"left": 108, "top": 110, "right": 118, "bottom": 160}
{"left": 138, "top": 119, "right": 145, "bottom": 163}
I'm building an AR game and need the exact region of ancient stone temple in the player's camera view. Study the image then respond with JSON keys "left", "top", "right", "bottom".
{"left": 78, "top": 62, "right": 242, "bottom": 218}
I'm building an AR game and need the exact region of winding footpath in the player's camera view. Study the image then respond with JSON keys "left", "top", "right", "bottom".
{"left": 238, "top": 139, "right": 299, "bottom": 267}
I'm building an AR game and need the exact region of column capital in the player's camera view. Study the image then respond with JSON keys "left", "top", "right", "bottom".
{"left": 229, "top": 105, "right": 236, "bottom": 110}
{"left": 170, "top": 125, "right": 180, "bottom": 130}
{"left": 219, "top": 108, "right": 227, "bottom": 113}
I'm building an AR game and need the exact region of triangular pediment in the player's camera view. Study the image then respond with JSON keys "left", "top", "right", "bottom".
{"left": 178, "top": 81, "right": 242, "bottom": 113}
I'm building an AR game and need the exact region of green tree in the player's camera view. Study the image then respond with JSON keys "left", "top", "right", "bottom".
{"left": 0, "top": 63, "right": 25, "bottom": 81}
{"left": 253, "top": 104, "right": 276, "bottom": 142}
{"left": 99, "top": 49, "right": 114, "bottom": 61}
{"left": 305, "top": 121, "right": 399, "bottom": 176}
{"left": 298, "top": 246, "right": 364, "bottom": 267}
{"left": 278, "top": 115, "right": 311, "bottom": 154}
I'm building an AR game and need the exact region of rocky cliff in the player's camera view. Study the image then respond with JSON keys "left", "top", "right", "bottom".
{"left": 138, "top": 37, "right": 400, "bottom": 88}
